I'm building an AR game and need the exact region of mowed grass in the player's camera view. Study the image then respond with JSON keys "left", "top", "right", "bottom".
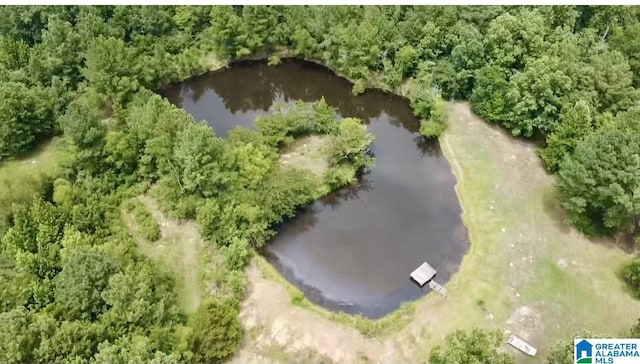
{"left": 0, "top": 138, "right": 65, "bottom": 185}
{"left": 432, "top": 102, "right": 640, "bottom": 362}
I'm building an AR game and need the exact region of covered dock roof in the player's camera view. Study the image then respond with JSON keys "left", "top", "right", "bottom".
{"left": 410, "top": 262, "right": 437, "bottom": 286}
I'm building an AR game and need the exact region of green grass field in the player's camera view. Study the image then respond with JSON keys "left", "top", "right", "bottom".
{"left": 434, "top": 102, "right": 640, "bottom": 361}
{"left": 0, "top": 138, "right": 65, "bottom": 184}
{"left": 0, "top": 139, "right": 67, "bottom": 231}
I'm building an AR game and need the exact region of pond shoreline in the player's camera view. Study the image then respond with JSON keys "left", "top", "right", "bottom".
{"left": 162, "top": 55, "right": 469, "bottom": 321}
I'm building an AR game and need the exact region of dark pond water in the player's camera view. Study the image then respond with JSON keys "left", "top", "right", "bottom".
{"left": 162, "top": 59, "right": 469, "bottom": 319}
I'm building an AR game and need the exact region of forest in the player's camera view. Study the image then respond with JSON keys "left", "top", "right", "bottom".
{"left": 0, "top": 5, "right": 639, "bottom": 363}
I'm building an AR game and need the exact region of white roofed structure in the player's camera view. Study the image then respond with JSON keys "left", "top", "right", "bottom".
{"left": 410, "top": 262, "right": 437, "bottom": 286}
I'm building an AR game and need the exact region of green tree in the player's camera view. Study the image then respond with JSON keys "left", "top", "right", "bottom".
{"left": 0, "top": 35, "right": 30, "bottom": 72}
{"left": 622, "top": 258, "right": 640, "bottom": 298}
{"left": 94, "top": 334, "right": 183, "bottom": 364}
{"left": 82, "top": 36, "right": 140, "bottom": 105}
{"left": 60, "top": 98, "right": 105, "bottom": 149}
{"left": 173, "top": 6, "right": 211, "bottom": 35}
{"left": 0, "top": 308, "right": 55, "bottom": 364}
{"left": 470, "top": 65, "right": 511, "bottom": 123}
{"left": 557, "top": 111, "right": 640, "bottom": 235}
{"left": 420, "top": 96, "right": 448, "bottom": 139}
{"left": 547, "top": 330, "right": 610, "bottom": 364}
{"left": 395, "top": 45, "right": 419, "bottom": 78}
{"left": 100, "top": 262, "right": 182, "bottom": 333}
{"left": 540, "top": 100, "right": 593, "bottom": 172}
{"left": 28, "top": 16, "right": 83, "bottom": 87}
{"left": 206, "top": 6, "right": 249, "bottom": 59}
{"left": 610, "top": 23, "right": 640, "bottom": 87}
{"left": 54, "top": 248, "right": 119, "bottom": 321}
{"left": 327, "top": 117, "right": 374, "bottom": 170}
{"left": 173, "top": 123, "right": 227, "bottom": 198}
{"left": 448, "top": 22, "right": 485, "bottom": 98}
{"left": 429, "top": 328, "right": 514, "bottom": 364}
{"left": 630, "top": 318, "right": 640, "bottom": 338}
{"left": 484, "top": 10, "right": 547, "bottom": 70}
{"left": 190, "top": 299, "right": 243, "bottom": 363}
{"left": 505, "top": 55, "right": 574, "bottom": 137}
{"left": 586, "top": 49, "right": 638, "bottom": 114}
{"left": 222, "top": 237, "right": 252, "bottom": 271}
{"left": 0, "top": 82, "right": 55, "bottom": 159}
{"left": 242, "top": 6, "right": 283, "bottom": 52}
{"left": 35, "top": 320, "right": 105, "bottom": 363}
{"left": 292, "top": 27, "right": 317, "bottom": 58}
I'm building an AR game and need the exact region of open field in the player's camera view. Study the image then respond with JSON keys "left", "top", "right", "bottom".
{"left": 0, "top": 138, "right": 65, "bottom": 186}
{"left": 229, "top": 102, "right": 640, "bottom": 363}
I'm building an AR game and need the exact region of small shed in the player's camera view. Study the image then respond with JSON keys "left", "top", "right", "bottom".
{"left": 410, "top": 262, "right": 437, "bottom": 287}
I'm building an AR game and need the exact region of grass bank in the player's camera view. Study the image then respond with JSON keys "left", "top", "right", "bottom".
{"left": 232, "top": 102, "right": 640, "bottom": 363}
{"left": 434, "top": 102, "right": 640, "bottom": 361}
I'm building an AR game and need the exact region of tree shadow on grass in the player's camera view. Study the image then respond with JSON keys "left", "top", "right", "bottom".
{"left": 541, "top": 189, "right": 571, "bottom": 235}
{"left": 543, "top": 189, "right": 637, "bottom": 254}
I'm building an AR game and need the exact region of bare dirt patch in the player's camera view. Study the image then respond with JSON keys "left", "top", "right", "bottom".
{"left": 230, "top": 260, "right": 387, "bottom": 364}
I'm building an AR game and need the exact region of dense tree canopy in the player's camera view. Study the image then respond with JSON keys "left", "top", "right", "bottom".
{"left": 1, "top": 5, "right": 640, "bottom": 363}
{"left": 557, "top": 111, "right": 640, "bottom": 236}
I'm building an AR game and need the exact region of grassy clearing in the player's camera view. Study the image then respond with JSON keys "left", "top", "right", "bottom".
{"left": 0, "top": 138, "right": 68, "bottom": 231}
{"left": 279, "top": 135, "right": 331, "bottom": 177}
{"left": 0, "top": 138, "right": 66, "bottom": 188}
{"left": 123, "top": 195, "right": 204, "bottom": 314}
{"left": 434, "top": 102, "right": 640, "bottom": 361}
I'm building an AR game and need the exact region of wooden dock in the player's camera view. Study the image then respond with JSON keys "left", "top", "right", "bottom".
{"left": 410, "top": 261, "right": 449, "bottom": 298}
{"left": 427, "top": 280, "right": 448, "bottom": 298}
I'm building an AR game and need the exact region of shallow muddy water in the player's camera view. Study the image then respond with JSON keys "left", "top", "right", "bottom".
{"left": 162, "top": 59, "right": 469, "bottom": 318}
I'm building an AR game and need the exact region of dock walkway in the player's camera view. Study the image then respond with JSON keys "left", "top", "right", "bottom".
{"left": 427, "top": 280, "right": 448, "bottom": 298}
{"left": 410, "top": 261, "right": 449, "bottom": 298}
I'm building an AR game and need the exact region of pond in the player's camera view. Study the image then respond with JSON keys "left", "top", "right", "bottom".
{"left": 162, "top": 59, "right": 469, "bottom": 319}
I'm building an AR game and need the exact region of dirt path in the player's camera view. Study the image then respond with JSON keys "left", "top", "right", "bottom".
{"left": 135, "top": 195, "right": 203, "bottom": 314}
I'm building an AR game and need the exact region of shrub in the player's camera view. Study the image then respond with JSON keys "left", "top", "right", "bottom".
{"left": 429, "top": 328, "right": 514, "bottom": 364}
{"left": 196, "top": 199, "right": 221, "bottom": 243}
{"left": 623, "top": 258, "right": 640, "bottom": 297}
{"left": 190, "top": 299, "right": 243, "bottom": 363}
{"left": 419, "top": 96, "right": 448, "bottom": 139}
{"left": 123, "top": 198, "right": 160, "bottom": 242}
{"left": 420, "top": 119, "right": 447, "bottom": 139}
{"left": 223, "top": 238, "right": 252, "bottom": 271}
{"left": 324, "top": 165, "right": 356, "bottom": 190}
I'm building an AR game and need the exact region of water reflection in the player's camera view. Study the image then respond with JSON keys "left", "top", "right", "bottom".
{"left": 162, "top": 59, "right": 468, "bottom": 319}
{"left": 162, "top": 59, "right": 424, "bottom": 134}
